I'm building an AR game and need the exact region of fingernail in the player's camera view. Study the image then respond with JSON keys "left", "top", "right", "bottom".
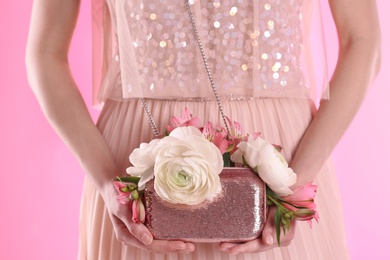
{"left": 265, "top": 235, "right": 274, "bottom": 245}
{"left": 141, "top": 233, "right": 152, "bottom": 245}
{"left": 185, "top": 246, "right": 195, "bottom": 254}
{"left": 176, "top": 243, "right": 186, "bottom": 250}
{"left": 220, "top": 244, "right": 234, "bottom": 250}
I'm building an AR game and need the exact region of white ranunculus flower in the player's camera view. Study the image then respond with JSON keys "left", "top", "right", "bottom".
{"left": 231, "top": 136, "right": 297, "bottom": 196}
{"left": 126, "top": 139, "right": 161, "bottom": 190}
{"left": 153, "top": 126, "right": 223, "bottom": 205}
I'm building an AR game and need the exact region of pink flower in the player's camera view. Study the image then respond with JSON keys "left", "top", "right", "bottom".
{"left": 226, "top": 117, "right": 249, "bottom": 154}
{"left": 214, "top": 132, "right": 228, "bottom": 154}
{"left": 293, "top": 208, "right": 319, "bottom": 228}
{"left": 113, "top": 178, "right": 145, "bottom": 223}
{"left": 227, "top": 117, "right": 245, "bottom": 139}
{"left": 113, "top": 181, "right": 132, "bottom": 205}
{"left": 281, "top": 183, "right": 319, "bottom": 226}
{"left": 132, "top": 198, "right": 146, "bottom": 223}
{"left": 202, "top": 122, "right": 216, "bottom": 141}
{"left": 282, "top": 183, "right": 318, "bottom": 210}
{"left": 202, "top": 122, "right": 228, "bottom": 154}
{"left": 294, "top": 209, "right": 316, "bottom": 219}
{"left": 166, "top": 108, "right": 200, "bottom": 133}
{"left": 251, "top": 132, "right": 262, "bottom": 140}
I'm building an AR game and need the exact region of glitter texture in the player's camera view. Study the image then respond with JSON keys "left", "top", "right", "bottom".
{"left": 144, "top": 168, "right": 267, "bottom": 242}
{"left": 118, "top": 0, "right": 306, "bottom": 98}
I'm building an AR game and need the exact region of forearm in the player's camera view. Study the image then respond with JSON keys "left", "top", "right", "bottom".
{"left": 290, "top": 37, "right": 380, "bottom": 188}
{"left": 25, "top": 0, "right": 117, "bottom": 193}
{"left": 26, "top": 53, "right": 117, "bottom": 192}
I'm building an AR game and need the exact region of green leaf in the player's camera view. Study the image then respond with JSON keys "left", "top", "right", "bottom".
{"left": 285, "top": 220, "right": 291, "bottom": 231}
{"left": 222, "top": 152, "right": 232, "bottom": 167}
{"left": 120, "top": 186, "right": 131, "bottom": 192}
{"left": 266, "top": 186, "right": 282, "bottom": 200}
{"left": 127, "top": 183, "right": 137, "bottom": 191}
{"left": 114, "top": 176, "right": 140, "bottom": 184}
{"left": 274, "top": 208, "right": 282, "bottom": 246}
{"left": 225, "top": 143, "right": 235, "bottom": 153}
{"left": 131, "top": 190, "right": 139, "bottom": 200}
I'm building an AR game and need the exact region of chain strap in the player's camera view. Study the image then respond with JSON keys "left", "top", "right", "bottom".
{"left": 140, "top": 97, "right": 160, "bottom": 137}
{"left": 141, "top": 0, "right": 230, "bottom": 137}
{"left": 184, "top": 0, "right": 230, "bottom": 133}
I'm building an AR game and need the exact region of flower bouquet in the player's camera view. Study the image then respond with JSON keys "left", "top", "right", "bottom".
{"left": 114, "top": 108, "right": 318, "bottom": 244}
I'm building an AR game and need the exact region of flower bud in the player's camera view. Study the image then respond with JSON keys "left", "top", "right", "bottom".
{"left": 131, "top": 190, "right": 139, "bottom": 200}
{"left": 293, "top": 208, "right": 316, "bottom": 221}
{"left": 132, "top": 198, "right": 146, "bottom": 223}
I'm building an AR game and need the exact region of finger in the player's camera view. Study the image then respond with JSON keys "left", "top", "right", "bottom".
{"left": 227, "top": 239, "right": 272, "bottom": 254}
{"left": 122, "top": 212, "right": 153, "bottom": 245}
{"left": 219, "top": 242, "right": 239, "bottom": 252}
{"left": 110, "top": 215, "right": 140, "bottom": 245}
{"left": 116, "top": 228, "right": 194, "bottom": 254}
{"left": 261, "top": 208, "right": 297, "bottom": 248}
{"left": 111, "top": 215, "right": 195, "bottom": 254}
{"left": 144, "top": 240, "right": 196, "bottom": 254}
{"left": 261, "top": 207, "right": 277, "bottom": 246}
{"left": 125, "top": 221, "right": 154, "bottom": 245}
{"left": 261, "top": 221, "right": 275, "bottom": 246}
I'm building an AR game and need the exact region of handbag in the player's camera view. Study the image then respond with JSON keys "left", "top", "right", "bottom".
{"left": 144, "top": 167, "right": 266, "bottom": 242}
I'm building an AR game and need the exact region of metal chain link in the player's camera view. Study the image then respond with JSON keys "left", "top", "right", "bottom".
{"left": 184, "top": 0, "right": 230, "bottom": 134}
{"left": 140, "top": 97, "right": 161, "bottom": 137}
{"left": 141, "top": 0, "right": 230, "bottom": 137}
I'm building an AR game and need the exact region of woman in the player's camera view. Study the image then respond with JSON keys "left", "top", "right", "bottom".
{"left": 26, "top": 0, "right": 380, "bottom": 259}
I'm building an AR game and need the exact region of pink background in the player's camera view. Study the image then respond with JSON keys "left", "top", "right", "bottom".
{"left": 0, "top": 1, "right": 389, "bottom": 259}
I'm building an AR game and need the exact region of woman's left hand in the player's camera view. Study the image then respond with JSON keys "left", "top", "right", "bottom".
{"left": 219, "top": 206, "right": 296, "bottom": 254}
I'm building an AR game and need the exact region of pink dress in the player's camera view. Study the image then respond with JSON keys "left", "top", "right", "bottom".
{"left": 79, "top": 0, "right": 349, "bottom": 259}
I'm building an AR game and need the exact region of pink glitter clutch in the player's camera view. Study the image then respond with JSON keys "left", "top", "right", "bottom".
{"left": 143, "top": 167, "right": 267, "bottom": 243}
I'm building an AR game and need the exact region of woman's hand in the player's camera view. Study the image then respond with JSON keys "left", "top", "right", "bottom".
{"left": 101, "top": 182, "right": 196, "bottom": 254}
{"left": 219, "top": 206, "right": 296, "bottom": 254}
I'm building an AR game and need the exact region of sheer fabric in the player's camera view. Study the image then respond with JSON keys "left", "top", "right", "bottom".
{"left": 91, "top": 0, "right": 329, "bottom": 107}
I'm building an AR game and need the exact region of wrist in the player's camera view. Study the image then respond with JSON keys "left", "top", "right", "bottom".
{"left": 81, "top": 162, "right": 119, "bottom": 196}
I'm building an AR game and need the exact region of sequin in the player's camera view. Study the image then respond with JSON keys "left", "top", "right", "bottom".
{"left": 122, "top": 0, "right": 305, "bottom": 96}
{"left": 230, "top": 7, "right": 238, "bottom": 16}
{"left": 159, "top": 41, "right": 167, "bottom": 48}
{"left": 150, "top": 13, "right": 157, "bottom": 20}
{"left": 267, "top": 20, "right": 274, "bottom": 30}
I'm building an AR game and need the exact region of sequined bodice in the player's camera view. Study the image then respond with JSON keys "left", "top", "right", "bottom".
{"left": 94, "top": 0, "right": 327, "bottom": 103}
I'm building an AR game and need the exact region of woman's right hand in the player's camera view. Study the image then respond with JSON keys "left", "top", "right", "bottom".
{"left": 101, "top": 182, "right": 196, "bottom": 254}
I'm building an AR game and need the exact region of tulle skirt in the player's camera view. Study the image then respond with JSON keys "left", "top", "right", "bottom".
{"left": 78, "top": 97, "right": 349, "bottom": 260}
